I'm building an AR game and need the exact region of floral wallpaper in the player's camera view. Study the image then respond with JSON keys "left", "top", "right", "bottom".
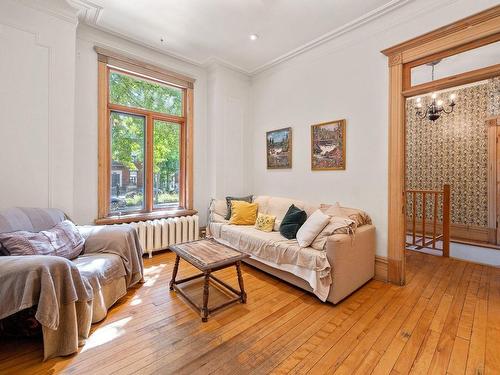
{"left": 406, "top": 78, "right": 499, "bottom": 227}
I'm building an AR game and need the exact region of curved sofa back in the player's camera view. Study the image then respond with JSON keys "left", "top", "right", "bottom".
{"left": 0, "top": 208, "right": 65, "bottom": 234}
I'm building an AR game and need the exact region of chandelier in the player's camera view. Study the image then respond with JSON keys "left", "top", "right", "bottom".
{"left": 415, "top": 60, "right": 457, "bottom": 122}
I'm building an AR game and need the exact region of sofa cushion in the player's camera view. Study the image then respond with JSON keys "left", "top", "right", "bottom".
{"left": 229, "top": 201, "right": 258, "bottom": 225}
{"left": 311, "top": 216, "right": 356, "bottom": 250}
{"left": 279, "top": 204, "right": 307, "bottom": 239}
{"left": 303, "top": 202, "right": 321, "bottom": 217}
{"left": 320, "top": 202, "right": 372, "bottom": 227}
{"left": 225, "top": 195, "right": 253, "bottom": 220}
{"left": 296, "top": 209, "right": 330, "bottom": 247}
{"left": 211, "top": 199, "right": 228, "bottom": 218}
{"left": 266, "top": 197, "right": 305, "bottom": 231}
{"left": 253, "top": 195, "right": 271, "bottom": 214}
{"left": 73, "top": 253, "right": 126, "bottom": 291}
{"left": 0, "top": 207, "right": 65, "bottom": 234}
{"left": 254, "top": 213, "right": 276, "bottom": 232}
{"left": 0, "top": 220, "right": 84, "bottom": 259}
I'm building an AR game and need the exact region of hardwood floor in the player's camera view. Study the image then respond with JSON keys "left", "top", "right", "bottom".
{"left": 1, "top": 250, "right": 499, "bottom": 374}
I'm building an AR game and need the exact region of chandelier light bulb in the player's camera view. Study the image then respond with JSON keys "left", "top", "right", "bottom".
{"left": 415, "top": 61, "right": 456, "bottom": 121}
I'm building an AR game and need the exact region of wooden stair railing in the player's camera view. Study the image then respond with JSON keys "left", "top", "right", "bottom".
{"left": 406, "top": 184, "right": 450, "bottom": 257}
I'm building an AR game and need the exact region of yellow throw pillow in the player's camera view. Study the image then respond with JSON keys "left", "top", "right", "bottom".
{"left": 254, "top": 213, "right": 276, "bottom": 232}
{"left": 229, "top": 201, "right": 258, "bottom": 225}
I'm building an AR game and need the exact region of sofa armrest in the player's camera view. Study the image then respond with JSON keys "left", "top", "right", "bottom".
{"left": 325, "top": 224, "right": 376, "bottom": 303}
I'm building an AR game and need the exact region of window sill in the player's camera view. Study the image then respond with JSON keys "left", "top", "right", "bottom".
{"left": 95, "top": 209, "right": 198, "bottom": 225}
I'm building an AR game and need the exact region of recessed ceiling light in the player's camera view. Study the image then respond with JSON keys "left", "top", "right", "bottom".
{"left": 249, "top": 34, "right": 259, "bottom": 41}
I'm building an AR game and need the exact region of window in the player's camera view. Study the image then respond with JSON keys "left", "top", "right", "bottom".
{"left": 96, "top": 48, "right": 194, "bottom": 223}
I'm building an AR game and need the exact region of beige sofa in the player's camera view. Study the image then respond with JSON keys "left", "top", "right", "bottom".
{"left": 208, "top": 196, "right": 375, "bottom": 304}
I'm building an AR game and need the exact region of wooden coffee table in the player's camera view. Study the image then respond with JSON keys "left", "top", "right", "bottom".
{"left": 168, "top": 239, "right": 249, "bottom": 322}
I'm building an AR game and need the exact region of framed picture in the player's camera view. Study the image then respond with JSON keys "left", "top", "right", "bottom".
{"left": 266, "top": 127, "right": 292, "bottom": 169}
{"left": 311, "top": 119, "right": 346, "bottom": 170}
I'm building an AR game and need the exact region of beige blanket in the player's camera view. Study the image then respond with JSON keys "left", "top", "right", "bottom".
{"left": 210, "top": 223, "right": 331, "bottom": 276}
{"left": 209, "top": 223, "right": 333, "bottom": 300}
{"left": 0, "top": 255, "right": 93, "bottom": 359}
{"left": 0, "top": 224, "right": 144, "bottom": 360}
{"left": 79, "top": 224, "right": 144, "bottom": 287}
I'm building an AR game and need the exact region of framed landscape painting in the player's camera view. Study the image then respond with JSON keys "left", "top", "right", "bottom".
{"left": 311, "top": 119, "right": 346, "bottom": 170}
{"left": 266, "top": 127, "right": 292, "bottom": 169}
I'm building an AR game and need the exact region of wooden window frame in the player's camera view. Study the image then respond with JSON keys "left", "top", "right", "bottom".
{"left": 381, "top": 5, "right": 500, "bottom": 285}
{"left": 95, "top": 47, "right": 195, "bottom": 224}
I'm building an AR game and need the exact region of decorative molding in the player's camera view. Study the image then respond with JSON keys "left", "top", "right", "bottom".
{"left": 388, "top": 52, "right": 403, "bottom": 67}
{"left": 78, "top": 23, "right": 204, "bottom": 71}
{"left": 94, "top": 45, "right": 196, "bottom": 87}
{"left": 73, "top": 0, "right": 413, "bottom": 76}
{"left": 67, "top": 0, "right": 102, "bottom": 24}
{"left": 381, "top": 5, "right": 500, "bottom": 57}
{"left": 203, "top": 56, "right": 251, "bottom": 77}
{"left": 375, "top": 256, "right": 388, "bottom": 281}
{"left": 18, "top": 0, "right": 79, "bottom": 24}
{"left": 0, "top": 21, "right": 53, "bottom": 208}
{"left": 250, "top": 0, "right": 413, "bottom": 74}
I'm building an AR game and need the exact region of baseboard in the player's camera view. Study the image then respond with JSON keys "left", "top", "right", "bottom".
{"left": 375, "top": 255, "right": 388, "bottom": 282}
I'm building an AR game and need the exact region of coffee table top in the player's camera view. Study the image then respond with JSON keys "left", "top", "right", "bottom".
{"left": 169, "top": 239, "right": 249, "bottom": 271}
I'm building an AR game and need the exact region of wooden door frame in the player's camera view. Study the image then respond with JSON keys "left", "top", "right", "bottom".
{"left": 381, "top": 6, "right": 500, "bottom": 285}
{"left": 488, "top": 116, "right": 500, "bottom": 245}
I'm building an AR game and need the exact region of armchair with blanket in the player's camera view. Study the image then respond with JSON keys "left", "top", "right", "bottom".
{"left": 0, "top": 207, "right": 144, "bottom": 360}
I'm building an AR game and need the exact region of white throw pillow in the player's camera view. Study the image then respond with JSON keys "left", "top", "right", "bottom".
{"left": 296, "top": 209, "right": 330, "bottom": 248}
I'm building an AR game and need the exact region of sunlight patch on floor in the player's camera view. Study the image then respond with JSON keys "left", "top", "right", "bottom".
{"left": 81, "top": 316, "right": 132, "bottom": 352}
{"left": 130, "top": 297, "right": 142, "bottom": 306}
{"left": 143, "top": 263, "right": 166, "bottom": 276}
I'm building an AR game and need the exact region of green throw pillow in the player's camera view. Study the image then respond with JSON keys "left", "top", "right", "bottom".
{"left": 225, "top": 195, "right": 253, "bottom": 220}
{"left": 279, "top": 204, "right": 307, "bottom": 239}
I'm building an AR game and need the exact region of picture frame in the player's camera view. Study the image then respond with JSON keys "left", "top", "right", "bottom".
{"left": 311, "top": 119, "right": 346, "bottom": 170}
{"left": 266, "top": 127, "right": 292, "bottom": 169}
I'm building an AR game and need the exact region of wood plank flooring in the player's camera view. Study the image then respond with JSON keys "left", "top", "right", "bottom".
{"left": 1, "top": 250, "right": 499, "bottom": 374}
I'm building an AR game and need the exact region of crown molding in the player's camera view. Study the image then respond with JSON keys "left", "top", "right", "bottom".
{"left": 250, "top": 0, "right": 413, "bottom": 75}
{"left": 67, "top": 0, "right": 102, "bottom": 24}
{"left": 18, "top": 0, "right": 79, "bottom": 24}
{"left": 78, "top": 23, "right": 205, "bottom": 70}
{"left": 73, "top": 0, "right": 416, "bottom": 76}
{"left": 203, "top": 57, "right": 251, "bottom": 77}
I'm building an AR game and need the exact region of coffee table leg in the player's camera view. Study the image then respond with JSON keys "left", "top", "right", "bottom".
{"left": 202, "top": 271, "right": 210, "bottom": 322}
{"left": 236, "top": 261, "right": 247, "bottom": 303}
{"left": 169, "top": 255, "right": 180, "bottom": 291}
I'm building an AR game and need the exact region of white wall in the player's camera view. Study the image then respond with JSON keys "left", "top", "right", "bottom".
{"left": 250, "top": 0, "right": 499, "bottom": 257}
{"left": 2, "top": 0, "right": 499, "bottom": 266}
{"left": 74, "top": 24, "right": 210, "bottom": 225}
{"left": 207, "top": 63, "right": 252, "bottom": 199}
{"left": 0, "top": 0, "right": 234, "bottom": 226}
{"left": 0, "top": 0, "right": 77, "bottom": 214}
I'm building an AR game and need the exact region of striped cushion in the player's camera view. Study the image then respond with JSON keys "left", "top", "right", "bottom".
{"left": 0, "top": 220, "right": 84, "bottom": 259}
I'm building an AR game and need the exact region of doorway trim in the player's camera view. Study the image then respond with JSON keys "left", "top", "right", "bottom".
{"left": 381, "top": 6, "right": 500, "bottom": 285}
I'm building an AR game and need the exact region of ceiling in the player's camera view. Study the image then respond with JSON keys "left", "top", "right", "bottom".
{"left": 72, "top": 0, "right": 410, "bottom": 74}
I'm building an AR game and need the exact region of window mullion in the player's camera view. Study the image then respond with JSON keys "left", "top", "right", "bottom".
{"left": 145, "top": 114, "right": 154, "bottom": 212}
